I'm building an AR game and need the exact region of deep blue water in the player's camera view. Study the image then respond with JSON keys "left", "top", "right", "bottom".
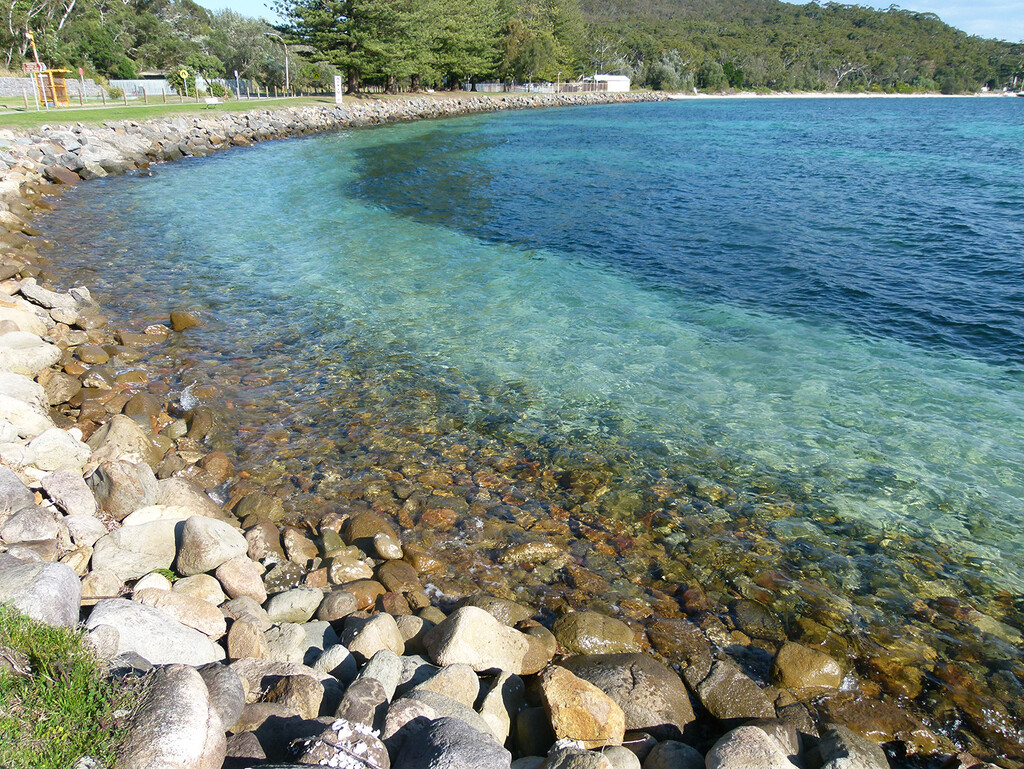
{"left": 39, "top": 97, "right": 1024, "bottom": 749}
{"left": 350, "top": 98, "right": 1024, "bottom": 368}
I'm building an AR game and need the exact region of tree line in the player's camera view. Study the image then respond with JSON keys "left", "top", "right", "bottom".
{"left": 2, "top": 0, "right": 1022, "bottom": 94}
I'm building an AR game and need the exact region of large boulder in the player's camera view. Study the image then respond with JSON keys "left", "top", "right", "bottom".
{"left": 294, "top": 718, "right": 390, "bottom": 769}
{"left": 215, "top": 555, "right": 266, "bottom": 603}
{"left": 91, "top": 519, "right": 178, "bottom": 581}
{"left": 771, "top": 642, "right": 844, "bottom": 691}
{"left": 264, "top": 587, "right": 323, "bottom": 624}
{"left": 816, "top": 724, "right": 891, "bottom": 769}
{"left": 0, "top": 507, "right": 60, "bottom": 544}
{"left": 0, "top": 560, "right": 81, "bottom": 627}
{"left": 0, "top": 331, "right": 61, "bottom": 377}
{"left": 41, "top": 470, "right": 97, "bottom": 517}
{"left": 552, "top": 612, "right": 640, "bottom": 656}
{"left": 342, "top": 613, "right": 406, "bottom": 663}
{"left": 176, "top": 516, "right": 247, "bottom": 576}
{"left": 197, "top": 663, "right": 246, "bottom": 733}
{"left": 0, "top": 466, "right": 36, "bottom": 514}
{"left": 27, "top": 427, "right": 91, "bottom": 472}
{"left": 88, "top": 460, "right": 159, "bottom": 521}
{"left": 705, "top": 725, "right": 799, "bottom": 769}
{"left": 423, "top": 606, "right": 533, "bottom": 674}
{"left": 559, "top": 653, "right": 695, "bottom": 741}
{"left": 157, "top": 477, "right": 225, "bottom": 519}
{"left": 0, "top": 390, "right": 53, "bottom": 438}
{"left": 696, "top": 661, "right": 775, "bottom": 723}
{"left": 86, "top": 598, "right": 226, "bottom": 665}
{"left": 392, "top": 716, "right": 511, "bottom": 769}
{"left": 132, "top": 588, "right": 227, "bottom": 638}
{"left": 539, "top": 665, "right": 625, "bottom": 749}
{"left": 115, "top": 664, "right": 226, "bottom": 769}
{"left": 87, "top": 414, "right": 161, "bottom": 468}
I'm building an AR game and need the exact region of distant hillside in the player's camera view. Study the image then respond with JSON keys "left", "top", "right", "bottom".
{"left": 577, "top": 0, "right": 1024, "bottom": 91}
{"left": 2, "top": 0, "right": 1020, "bottom": 94}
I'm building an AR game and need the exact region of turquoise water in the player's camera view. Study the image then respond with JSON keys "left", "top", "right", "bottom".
{"left": 43, "top": 98, "right": 1024, "bottom": 752}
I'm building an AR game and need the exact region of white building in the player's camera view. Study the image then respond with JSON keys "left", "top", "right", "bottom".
{"left": 594, "top": 74, "right": 631, "bottom": 92}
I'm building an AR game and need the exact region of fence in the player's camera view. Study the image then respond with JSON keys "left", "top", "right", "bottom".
{"left": 109, "top": 77, "right": 260, "bottom": 97}
{"left": 0, "top": 76, "right": 102, "bottom": 98}
{"left": 466, "top": 81, "right": 612, "bottom": 94}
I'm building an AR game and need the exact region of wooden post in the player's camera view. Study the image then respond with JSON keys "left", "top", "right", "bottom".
{"left": 143, "top": 90, "right": 148, "bottom": 104}
{"left": 100, "top": 89, "right": 106, "bottom": 106}
{"left": 123, "top": 91, "right": 128, "bottom": 106}
{"left": 78, "top": 89, "right": 83, "bottom": 106}
{"left": 23, "top": 89, "right": 29, "bottom": 110}
{"left": 162, "top": 89, "right": 166, "bottom": 104}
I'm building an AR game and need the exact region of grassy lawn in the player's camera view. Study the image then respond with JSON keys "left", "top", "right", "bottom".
{"left": 0, "top": 604, "right": 139, "bottom": 769}
{"left": 0, "top": 95, "right": 337, "bottom": 130}
{"left": 0, "top": 90, "right": 530, "bottom": 131}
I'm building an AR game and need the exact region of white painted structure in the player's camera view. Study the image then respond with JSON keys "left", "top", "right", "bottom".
{"left": 594, "top": 74, "right": 631, "bottom": 92}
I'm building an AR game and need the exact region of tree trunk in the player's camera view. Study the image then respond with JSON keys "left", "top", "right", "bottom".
{"left": 450, "top": 75, "right": 462, "bottom": 91}
{"left": 386, "top": 74, "right": 398, "bottom": 94}
{"left": 346, "top": 69, "right": 359, "bottom": 94}
{"left": 410, "top": 74, "right": 421, "bottom": 92}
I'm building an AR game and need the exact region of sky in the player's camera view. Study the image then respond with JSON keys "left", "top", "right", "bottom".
{"left": 194, "top": 0, "right": 1024, "bottom": 43}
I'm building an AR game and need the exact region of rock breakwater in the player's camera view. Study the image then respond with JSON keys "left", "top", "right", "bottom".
{"left": 0, "top": 94, "right": 1012, "bottom": 769}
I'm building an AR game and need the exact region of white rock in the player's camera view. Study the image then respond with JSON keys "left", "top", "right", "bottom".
{"left": 86, "top": 598, "right": 226, "bottom": 666}
{"left": 114, "top": 664, "right": 226, "bottom": 769}
{"left": 176, "top": 516, "right": 247, "bottom": 576}
{"left": 91, "top": 519, "right": 178, "bottom": 581}
{"left": 0, "top": 560, "right": 81, "bottom": 626}
{"left": 135, "top": 571, "right": 174, "bottom": 592}
{"left": 0, "top": 331, "right": 61, "bottom": 376}
{"left": 27, "top": 427, "right": 91, "bottom": 472}
{"left": 0, "top": 392, "right": 53, "bottom": 438}
{"left": 705, "top": 726, "right": 800, "bottom": 769}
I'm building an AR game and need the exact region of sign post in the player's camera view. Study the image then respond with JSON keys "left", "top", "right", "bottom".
{"left": 78, "top": 66, "right": 85, "bottom": 105}
{"left": 334, "top": 75, "right": 343, "bottom": 105}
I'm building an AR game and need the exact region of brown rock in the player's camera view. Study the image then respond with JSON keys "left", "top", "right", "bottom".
{"left": 170, "top": 311, "right": 203, "bottom": 331}
{"left": 283, "top": 527, "right": 320, "bottom": 567}
{"left": 771, "top": 642, "right": 843, "bottom": 691}
{"left": 343, "top": 579, "right": 387, "bottom": 610}
{"left": 375, "top": 560, "right": 422, "bottom": 594}
{"left": 552, "top": 611, "right": 640, "bottom": 656}
{"left": 76, "top": 344, "right": 109, "bottom": 364}
{"left": 539, "top": 666, "right": 625, "bottom": 749}
{"left": 215, "top": 555, "right": 267, "bottom": 604}
{"left": 227, "top": 619, "right": 268, "bottom": 660}
{"left": 264, "top": 674, "right": 324, "bottom": 720}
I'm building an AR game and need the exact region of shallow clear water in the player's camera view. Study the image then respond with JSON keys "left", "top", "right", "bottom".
{"left": 42, "top": 97, "right": 1024, "bottom": 752}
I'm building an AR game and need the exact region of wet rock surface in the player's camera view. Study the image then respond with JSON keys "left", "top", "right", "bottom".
{"left": 0, "top": 91, "right": 1016, "bottom": 769}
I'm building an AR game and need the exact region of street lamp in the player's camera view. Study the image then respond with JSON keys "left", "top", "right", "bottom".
{"left": 266, "top": 31, "right": 290, "bottom": 94}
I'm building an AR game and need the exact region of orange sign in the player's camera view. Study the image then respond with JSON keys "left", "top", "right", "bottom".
{"left": 22, "top": 62, "right": 45, "bottom": 73}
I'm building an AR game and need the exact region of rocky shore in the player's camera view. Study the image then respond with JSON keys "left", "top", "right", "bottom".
{"left": 0, "top": 93, "right": 1010, "bottom": 769}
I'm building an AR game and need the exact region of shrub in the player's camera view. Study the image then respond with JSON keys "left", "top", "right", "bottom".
{"left": 107, "top": 86, "right": 124, "bottom": 100}
{"left": 0, "top": 604, "right": 140, "bottom": 769}
{"left": 207, "top": 81, "right": 231, "bottom": 98}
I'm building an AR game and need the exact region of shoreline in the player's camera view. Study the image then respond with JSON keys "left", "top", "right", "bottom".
{"left": 0, "top": 93, "right": 1015, "bottom": 768}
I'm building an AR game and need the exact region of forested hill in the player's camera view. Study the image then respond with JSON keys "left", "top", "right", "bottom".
{"left": 1, "top": 0, "right": 1021, "bottom": 95}
{"left": 579, "top": 0, "right": 1024, "bottom": 91}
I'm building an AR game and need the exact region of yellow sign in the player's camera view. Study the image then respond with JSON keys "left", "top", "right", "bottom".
{"left": 179, "top": 69, "right": 189, "bottom": 79}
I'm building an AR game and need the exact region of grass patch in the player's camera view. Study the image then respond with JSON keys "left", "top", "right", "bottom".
{"left": 0, "top": 603, "right": 139, "bottom": 769}
{"left": 0, "top": 95, "right": 335, "bottom": 130}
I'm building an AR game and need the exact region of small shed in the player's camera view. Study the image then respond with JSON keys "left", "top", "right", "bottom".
{"left": 595, "top": 74, "right": 631, "bottom": 92}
